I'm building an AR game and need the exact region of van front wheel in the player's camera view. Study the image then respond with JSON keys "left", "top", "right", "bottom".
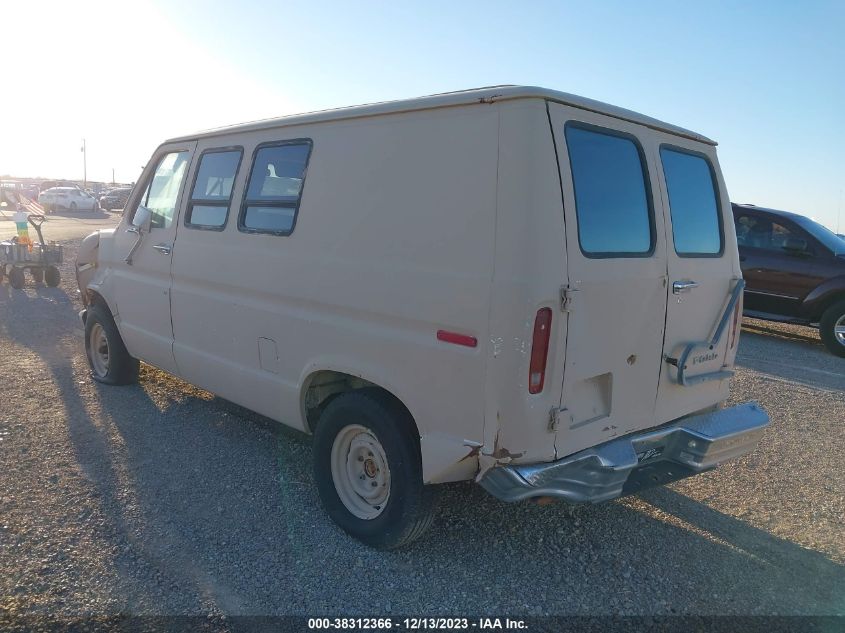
{"left": 819, "top": 300, "right": 845, "bottom": 358}
{"left": 84, "top": 302, "right": 140, "bottom": 385}
{"left": 313, "top": 389, "right": 436, "bottom": 549}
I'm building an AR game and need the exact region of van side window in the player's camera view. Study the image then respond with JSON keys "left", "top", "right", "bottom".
{"left": 660, "top": 147, "right": 723, "bottom": 256}
{"left": 186, "top": 149, "right": 243, "bottom": 229}
{"left": 565, "top": 124, "right": 654, "bottom": 257}
{"left": 136, "top": 151, "right": 190, "bottom": 229}
{"left": 239, "top": 141, "right": 312, "bottom": 235}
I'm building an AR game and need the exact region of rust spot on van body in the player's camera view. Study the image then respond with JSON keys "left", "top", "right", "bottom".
{"left": 490, "top": 430, "right": 524, "bottom": 460}
{"left": 459, "top": 445, "right": 481, "bottom": 462}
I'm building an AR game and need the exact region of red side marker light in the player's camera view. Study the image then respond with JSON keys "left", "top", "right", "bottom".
{"left": 437, "top": 330, "right": 478, "bottom": 348}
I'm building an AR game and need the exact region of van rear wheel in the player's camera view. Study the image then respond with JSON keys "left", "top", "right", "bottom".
{"left": 84, "top": 302, "right": 140, "bottom": 385}
{"left": 819, "top": 300, "right": 845, "bottom": 358}
{"left": 313, "top": 389, "right": 436, "bottom": 549}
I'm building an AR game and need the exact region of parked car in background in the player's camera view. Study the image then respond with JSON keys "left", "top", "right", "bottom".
{"left": 38, "top": 187, "right": 99, "bottom": 211}
{"left": 733, "top": 203, "right": 845, "bottom": 357}
{"left": 98, "top": 187, "right": 132, "bottom": 210}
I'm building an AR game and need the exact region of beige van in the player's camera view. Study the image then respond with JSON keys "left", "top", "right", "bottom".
{"left": 76, "top": 86, "right": 769, "bottom": 548}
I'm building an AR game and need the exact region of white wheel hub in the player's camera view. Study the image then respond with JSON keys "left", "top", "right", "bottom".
{"left": 330, "top": 424, "right": 391, "bottom": 520}
{"left": 89, "top": 323, "right": 110, "bottom": 377}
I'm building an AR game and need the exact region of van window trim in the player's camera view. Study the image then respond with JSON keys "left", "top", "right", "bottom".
{"left": 564, "top": 121, "right": 657, "bottom": 259}
{"left": 237, "top": 138, "right": 314, "bottom": 237}
{"left": 184, "top": 146, "right": 244, "bottom": 232}
{"left": 659, "top": 143, "right": 725, "bottom": 258}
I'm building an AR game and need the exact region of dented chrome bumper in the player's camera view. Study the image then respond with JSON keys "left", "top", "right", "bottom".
{"left": 479, "top": 402, "right": 769, "bottom": 503}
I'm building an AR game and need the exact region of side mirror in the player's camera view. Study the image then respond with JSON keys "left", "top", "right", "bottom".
{"left": 132, "top": 205, "right": 152, "bottom": 229}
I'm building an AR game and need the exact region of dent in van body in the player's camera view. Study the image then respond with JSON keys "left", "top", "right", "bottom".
{"left": 77, "top": 229, "right": 117, "bottom": 311}
{"left": 76, "top": 230, "right": 100, "bottom": 303}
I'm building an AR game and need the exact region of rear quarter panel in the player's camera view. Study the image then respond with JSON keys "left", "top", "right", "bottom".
{"left": 483, "top": 100, "right": 567, "bottom": 465}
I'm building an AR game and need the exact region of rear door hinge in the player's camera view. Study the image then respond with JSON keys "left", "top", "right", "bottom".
{"left": 560, "top": 285, "right": 578, "bottom": 312}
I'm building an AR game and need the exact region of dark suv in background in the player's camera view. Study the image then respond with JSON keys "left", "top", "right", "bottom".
{"left": 98, "top": 188, "right": 132, "bottom": 211}
{"left": 732, "top": 203, "right": 845, "bottom": 357}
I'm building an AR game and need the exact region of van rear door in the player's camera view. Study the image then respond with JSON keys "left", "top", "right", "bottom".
{"left": 547, "top": 104, "right": 669, "bottom": 457}
{"left": 652, "top": 137, "right": 742, "bottom": 423}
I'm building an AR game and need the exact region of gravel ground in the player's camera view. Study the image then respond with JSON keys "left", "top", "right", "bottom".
{"left": 1, "top": 239, "right": 843, "bottom": 618}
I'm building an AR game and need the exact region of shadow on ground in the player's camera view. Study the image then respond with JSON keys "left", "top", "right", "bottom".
{"left": 736, "top": 320, "right": 845, "bottom": 393}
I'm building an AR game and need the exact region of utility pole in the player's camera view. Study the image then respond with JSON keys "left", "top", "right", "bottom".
{"left": 81, "top": 138, "right": 87, "bottom": 188}
{"left": 112, "top": 167, "right": 115, "bottom": 185}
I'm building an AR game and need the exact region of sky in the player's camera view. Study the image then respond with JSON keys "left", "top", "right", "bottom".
{"left": 2, "top": 0, "right": 843, "bottom": 230}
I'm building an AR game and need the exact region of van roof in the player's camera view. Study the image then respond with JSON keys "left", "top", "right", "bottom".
{"left": 167, "top": 85, "right": 717, "bottom": 146}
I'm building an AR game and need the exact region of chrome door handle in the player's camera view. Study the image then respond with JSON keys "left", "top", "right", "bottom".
{"left": 672, "top": 280, "right": 699, "bottom": 294}
{"left": 152, "top": 243, "right": 172, "bottom": 255}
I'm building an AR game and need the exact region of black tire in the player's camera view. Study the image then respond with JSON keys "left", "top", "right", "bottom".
{"left": 84, "top": 301, "right": 140, "bottom": 385}
{"left": 8, "top": 267, "right": 24, "bottom": 289}
{"left": 313, "top": 389, "right": 436, "bottom": 549}
{"left": 31, "top": 268, "right": 44, "bottom": 284}
{"left": 45, "top": 265, "right": 60, "bottom": 288}
{"left": 819, "top": 300, "right": 845, "bottom": 358}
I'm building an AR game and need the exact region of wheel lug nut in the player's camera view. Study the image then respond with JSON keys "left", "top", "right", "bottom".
{"left": 357, "top": 456, "right": 364, "bottom": 462}
{"left": 371, "top": 481, "right": 377, "bottom": 487}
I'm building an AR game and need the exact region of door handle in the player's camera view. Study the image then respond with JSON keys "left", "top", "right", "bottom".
{"left": 672, "top": 280, "right": 699, "bottom": 294}
{"left": 125, "top": 226, "right": 139, "bottom": 234}
{"left": 152, "top": 243, "right": 172, "bottom": 255}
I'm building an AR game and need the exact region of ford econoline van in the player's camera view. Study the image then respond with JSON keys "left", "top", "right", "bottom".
{"left": 76, "top": 86, "right": 769, "bottom": 549}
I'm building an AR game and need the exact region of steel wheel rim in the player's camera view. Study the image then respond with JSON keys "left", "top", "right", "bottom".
{"left": 330, "top": 424, "right": 390, "bottom": 520}
{"left": 835, "top": 314, "right": 845, "bottom": 346}
{"left": 89, "top": 323, "right": 110, "bottom": 377}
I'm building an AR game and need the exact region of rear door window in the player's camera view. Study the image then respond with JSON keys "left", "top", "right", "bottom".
{"left": 660, "top": 147, "right": 723, "bottom": 256}
{"left": 565, "top": 124, "right": 654, "bottom": 257}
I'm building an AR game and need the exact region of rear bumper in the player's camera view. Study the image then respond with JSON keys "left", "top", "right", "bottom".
{"left": 479, "top": 402, "right": 769, "bottom": 503}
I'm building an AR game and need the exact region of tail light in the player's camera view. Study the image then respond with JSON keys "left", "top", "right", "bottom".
{"left": 528, "top": 308, "right": 553, "bottom": 394}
